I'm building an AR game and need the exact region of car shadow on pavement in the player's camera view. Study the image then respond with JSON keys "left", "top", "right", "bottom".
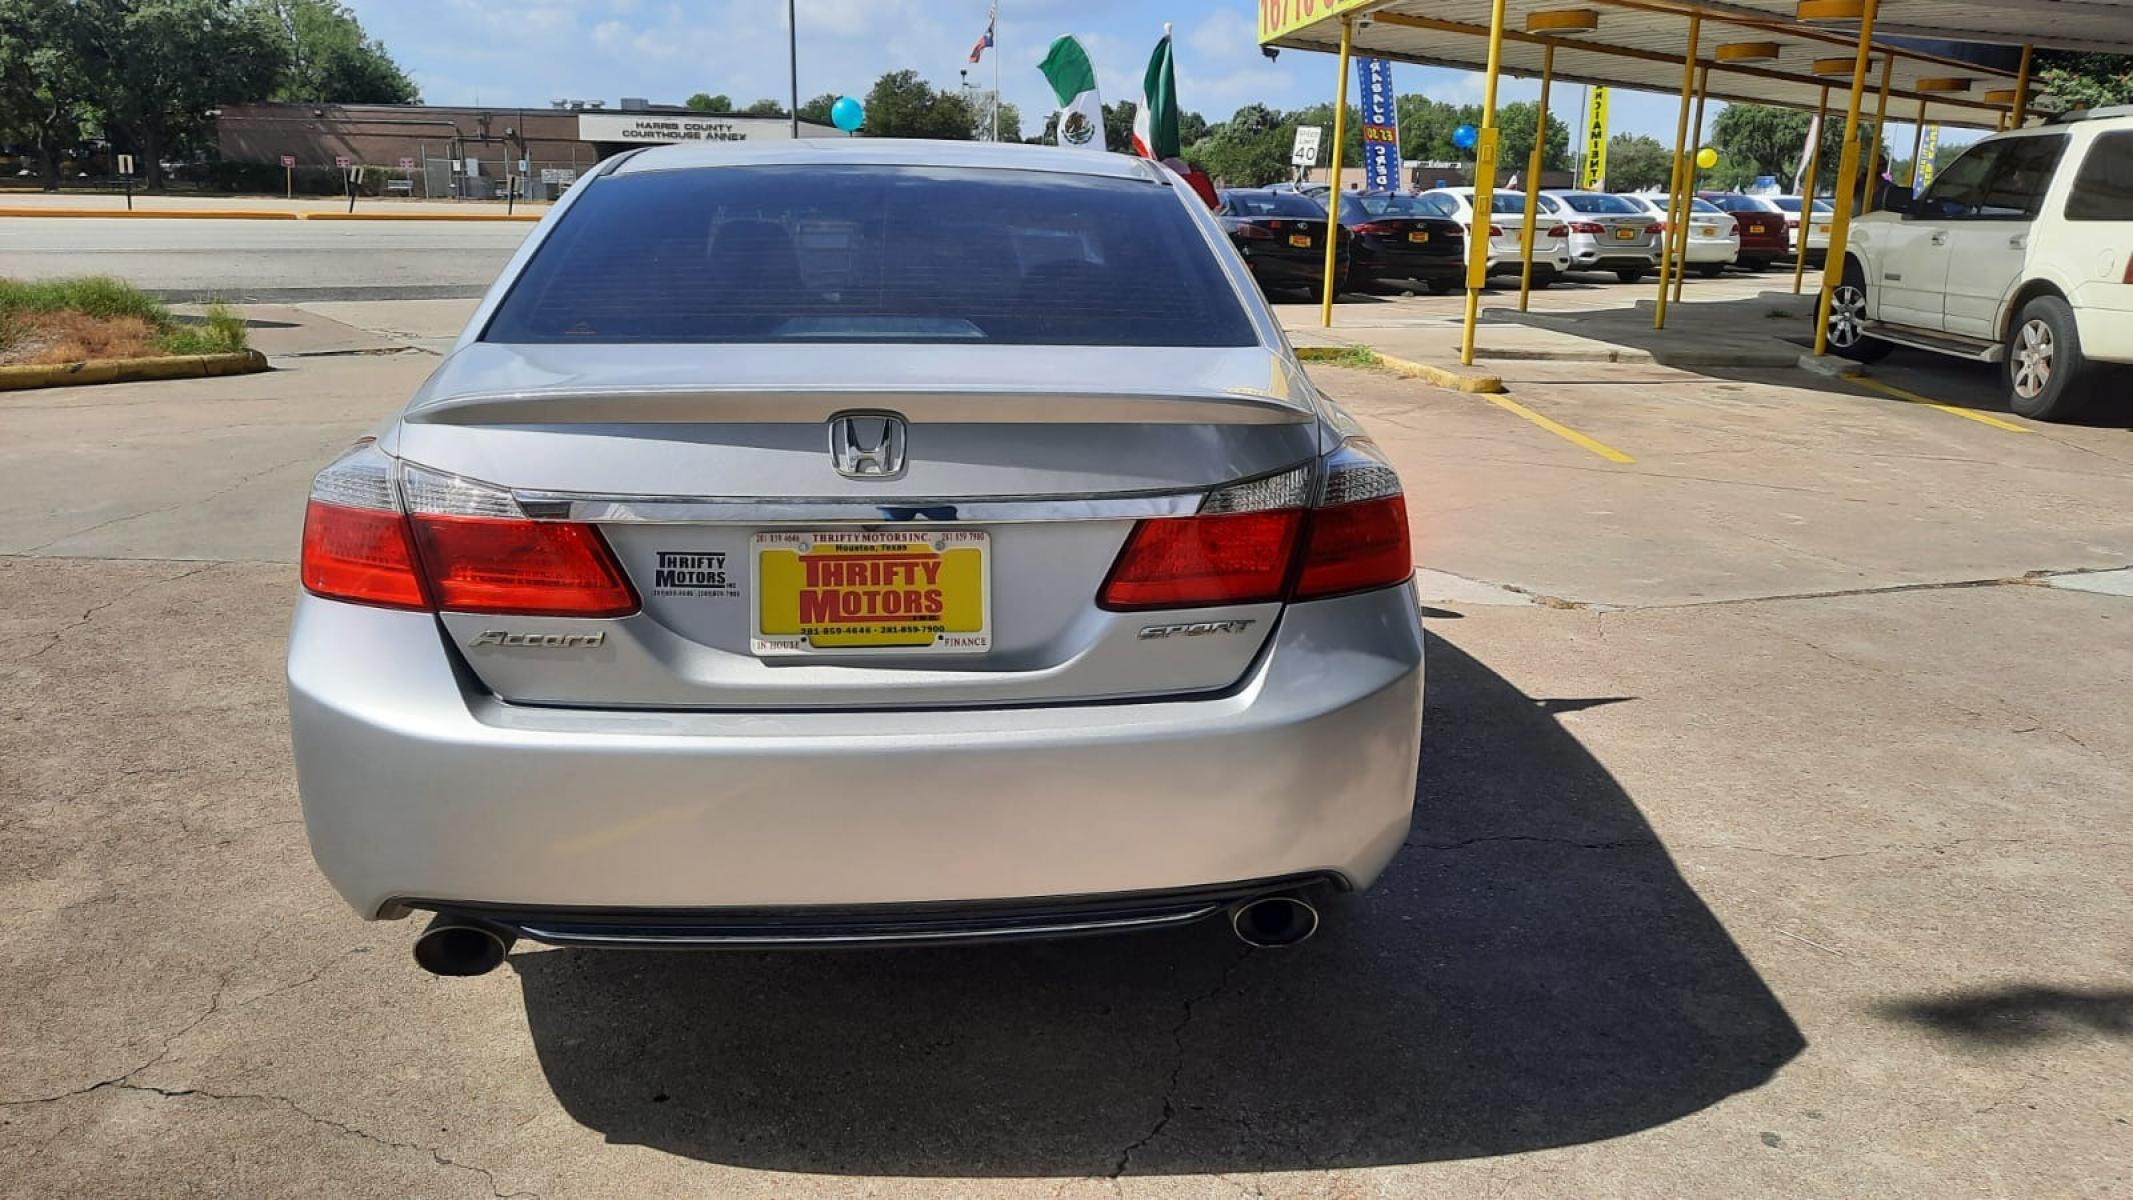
{"left": 513, "top": 632, "right": 1804, "bottom": 1177}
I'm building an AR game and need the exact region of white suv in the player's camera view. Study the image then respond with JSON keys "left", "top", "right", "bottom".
{"left": 1827, "top": 108, "right": 2133, "bottom": 420}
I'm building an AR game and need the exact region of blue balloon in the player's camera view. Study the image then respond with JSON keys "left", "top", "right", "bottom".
{"left": 1452, "top": 123, "right": 1478, "bottom": 151}
{"left": 831, "top": 96, "right": 865, "bottom": 133}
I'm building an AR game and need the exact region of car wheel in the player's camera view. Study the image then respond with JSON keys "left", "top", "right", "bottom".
{"left": 2004, "top": 295, "right": 2095, "bottom": 422}
{"left": 1697, "top": 263, "right": 1725, "bottom": 278}
{"left": 1615, "top": 267, "right": 1648, "bottom": 284}
{"left": 1825, "top": 262, "right": 1891, "bottom": 362}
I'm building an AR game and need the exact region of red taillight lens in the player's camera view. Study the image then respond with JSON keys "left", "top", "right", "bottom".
{"left": 301, "top": 498, "right": 427, "bottom": 610}
{"left": 407, "top": 514, "right": 638, "bottom": 617}
{"left": 1570, "top": 221, "right": 1605, "bottom": 235}
{"left": 1355, "top": 221, "right": 1397, "bottom": 235}
{"left": 1488, "top": 224, "right": 1505, "bottom": 237}
{"left": 1098, "top": 509, "right": 1304, "bottom": 611}
{"left": 1295, "top": 494, "right": 1412, "bottom": 600}
{"left": 1233, "top": 222, "right": 1276, "bottom": 240}
{"left": 1645, "top": 222, "right": 1666, "bottom": 235}
{"left": 1547, "top": 224, "right": 1569, "bottom": 238}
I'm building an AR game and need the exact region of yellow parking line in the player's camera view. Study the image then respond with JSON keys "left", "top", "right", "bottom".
{"left": 1849, "top": 375, "right": 2031, "bottom": 433}
{"left": 1481, "top": 393, "right": 1636, "bottom": 463}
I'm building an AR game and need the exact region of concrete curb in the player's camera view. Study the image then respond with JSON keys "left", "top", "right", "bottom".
{"left": 1294, "top": 345, "right": 1506, "bottom": 394}
{"left": 1796, "top": 352, "right": 1864, "bottom": 378}
{"left": 297, "top": 211, "right": 543, "bottom": 222}
{"left": 0, "top": 349, "right": 271, "bottom": 392}
{"left": 0, "top": 206, "right": 300, "bottom": 220}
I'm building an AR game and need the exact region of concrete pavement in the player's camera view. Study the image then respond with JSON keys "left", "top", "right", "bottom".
{"left": 2, "top": 324, "right": 2130, "bottom": 1198}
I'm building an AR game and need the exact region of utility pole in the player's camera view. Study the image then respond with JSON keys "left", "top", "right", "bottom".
{"left": 787, "top": 0, "right": 800, "bottom": 138}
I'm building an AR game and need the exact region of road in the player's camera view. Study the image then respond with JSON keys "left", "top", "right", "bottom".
{"left": 0, "top": 216, "right": 530, "bottom": 301}
{"left": 1, "top": 296, "right": 2128, "bottom": 1197}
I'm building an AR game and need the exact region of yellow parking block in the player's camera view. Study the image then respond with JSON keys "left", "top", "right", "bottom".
{"left": 1849, "top": 375, "right": 2031, "bottom": 433}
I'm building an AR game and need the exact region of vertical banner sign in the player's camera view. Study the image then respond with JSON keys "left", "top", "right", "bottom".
{"left": 1355, "top": 57, "right": 1400, "bottom": 191}
{"left": 1578, "top": 86, "right": 1611, "bottom": 189}
{"left": 1917, "top": 125, "right": 1941, "bottom": 194}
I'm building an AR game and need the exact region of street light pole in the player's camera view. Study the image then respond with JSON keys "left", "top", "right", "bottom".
{"left": 787, "top": 0, "right": 800, "bottom": 138}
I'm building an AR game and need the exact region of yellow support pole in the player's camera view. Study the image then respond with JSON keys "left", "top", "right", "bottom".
{"left": 1863, "top": 52, "right": 1894, "bottom": 213}
{"left": 1793, "top": 85, "right": 1830, "bottom": 295}
{"left": 1673, "top": 63, "right": 1711, "bottom": 304}
{"left": 1654, "top": 12, "right": 1700, "bottom": 330}
{"left": 1812, "top": 0, "right": 1881, "bottom": 358}
{"left": 1518, "top": 44, "right": 1555, "bottom": 313}
{"left": 1459, "top": 0, "right": 1510, "bottom": 365}
{"left": 1318, "top": 16, "right": 1356, "bottom": 329}
{"left": 2011, "top": 42, "right": 2034, "bottom": 127}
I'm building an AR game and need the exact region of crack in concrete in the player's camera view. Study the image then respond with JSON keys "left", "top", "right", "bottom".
{"left": 11, "top": 562, "right": 219, "bottom": 659}
{"left": 18, "top": 452, "right": 320, "bottom": 555}
{"left": 1110, "top": 945, "right": 1253, "bottom": 1178}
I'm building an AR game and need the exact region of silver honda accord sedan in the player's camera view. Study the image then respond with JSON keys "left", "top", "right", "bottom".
{"left": 287, "top": 139, "right": 1424, "bottom": 975}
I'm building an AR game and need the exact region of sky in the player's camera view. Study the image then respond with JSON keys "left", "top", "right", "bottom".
{"left": 347, "top": 0, "right": 1964, "bottom": 154}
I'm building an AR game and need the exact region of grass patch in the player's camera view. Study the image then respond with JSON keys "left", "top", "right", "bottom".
{"left": 1297, "top": 344, "right": 1383, "bottom": 370}
{"left": 0, "top": 277, "right": 246, "bottom": 365}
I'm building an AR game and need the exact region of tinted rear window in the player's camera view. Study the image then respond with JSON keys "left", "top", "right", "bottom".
{"left": 485, "top": 165, "right": 1255, "bottom": 347}
{"left": 1342, "top": 193, "right": 1455, "bottom": 219}
{"left": 2066, "top": 130, "right": 2133, "bottom": 220}
{"left": 1557, "top": 192, "right": 1641, "bottom": 214}
{"left": 1223, "top": 191, "right": 1326, "bottom": 217}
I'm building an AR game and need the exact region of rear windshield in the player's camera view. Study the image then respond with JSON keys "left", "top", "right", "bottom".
{"left": 1341, "top": 193, "right": 1454, "bottom": 219}
{"left": 1771, "top": 197, "right": 1801, "bottom": 212}
{"left": 485, "top": 165, "right": 1256, "bottom": 347}
{"left": 1487, "top": 193, "right": 1528, "bottom": 214}
{"left": 1223, "top": 191, "right": 1326, "bottom": 217}
{"left": 1556, "top": 192, "right": 1641, "bottom": 214}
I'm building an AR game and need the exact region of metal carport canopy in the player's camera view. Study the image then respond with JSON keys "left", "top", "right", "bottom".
{"left": 1257, "top": 0, "right": 2061, "bottom": 129}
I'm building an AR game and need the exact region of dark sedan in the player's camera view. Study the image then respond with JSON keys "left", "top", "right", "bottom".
{"left": 1216, "top": 189, "right": 1349, "bottom": 300}
{"left": 1698, "top": 193, "right": 1791, "bottom": 269}
{"left": 1336, "top": 192, "right": 1467, "bottom": 293}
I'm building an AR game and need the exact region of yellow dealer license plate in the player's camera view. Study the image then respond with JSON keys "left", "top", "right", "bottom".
{"left": 1815, "top": 223, "right": 1831, "bottom": 234}
{"left": 1614, "top": 226, "right": 1638, "bottom": 240}
{"left": 1407, "top": 230, "right": 1430, "bottom": 243}
{"left": 1288, "top": 233, "right": 1312, "bottom": 247}
{"left": 1697, "top": 225, "right": 1717, "bottom": 237}
{"left": 752, "top": 531, "right": 990, "bottom": 656}
{"left": 1748, "top": 223, "right": 1767, "bottom": 234}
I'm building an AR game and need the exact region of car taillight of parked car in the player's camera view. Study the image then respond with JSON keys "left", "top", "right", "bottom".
{"left": 1230, "top": 223, "right": 1276, "bottom": 240}
{"left": 1547, "top": 225, "right": 1569, "bottom": 238}
{"left": 1645, "top": 223, "right": 1666, "bottom": 235}
{"left": 1098, "top": 440, "right": 1410, "bottom": 610}
{"left": 302, "top": 441, "right": 640, "bottom": 618}
{"left": 1568, "top": 221, "right": 1605, "bottom": 235}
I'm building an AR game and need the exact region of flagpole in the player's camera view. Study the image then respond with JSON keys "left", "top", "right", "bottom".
{"left": 991, "top": 2, "right": 1000, "bottom": 141}
{"left": 786, "top": 0, "right": 799, "bottom": 139}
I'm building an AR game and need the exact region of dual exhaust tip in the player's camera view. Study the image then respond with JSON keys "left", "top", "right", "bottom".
{"left": 412, "top": 893, "right": 1321, "bottom": 975}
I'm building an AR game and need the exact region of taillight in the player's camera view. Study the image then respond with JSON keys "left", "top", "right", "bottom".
{"left": 298, "top": 444, "right": 639, "bottom": 618}
{"left": 1232, "top": 222, "right": 1276, "bottom": 240}
{"left": 1098, "top": 441, "right": 1412, "bottom": 611}
{"left": 1570, "top": 221, "right": 1605, "bottom": 235}
{"left": 300, "top": 442, "right": 426, "bottom": 609}
{"left": 1546, "top": 224, "right": 1569, "bottom": 238}
{"left": 1295, "top": 440, "right": 1411, "bottom": 600}
{"left": 2123, "top": 255, "right": 2133, "bottom": 284}
{"left": 1354, "top": 221, "right": 1396, "bottom": 236}
{"left": 1488, "top": 224, "right": 1505, "bottom": 237}
{"left": 1645, "top": 222, "right": 1666, "bottom": 235}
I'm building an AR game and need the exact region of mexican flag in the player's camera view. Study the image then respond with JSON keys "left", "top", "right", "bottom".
{"left": 1131, "top": 30, "right": 1179, "bottom": 159}
{"left": 1039, "top": 36, "right": 1104, "bottom": 150}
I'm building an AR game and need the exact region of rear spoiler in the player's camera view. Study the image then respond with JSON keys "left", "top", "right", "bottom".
{"left": 405, "top": 388, "right": 1314, "bottom": 426}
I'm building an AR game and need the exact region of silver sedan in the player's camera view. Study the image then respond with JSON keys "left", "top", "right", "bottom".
{"left": 287, "top": 139, "right": 1425, "bottom": 975}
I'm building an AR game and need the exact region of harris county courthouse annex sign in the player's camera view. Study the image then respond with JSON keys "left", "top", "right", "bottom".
{"left": 577, "top": 112, "right": 810, "bottom": 144}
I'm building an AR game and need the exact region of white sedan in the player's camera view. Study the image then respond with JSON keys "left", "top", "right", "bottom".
{"left": 1770, "top": 195, "right": 1834, "bottom": 261}
{"left": 1619, "top": 194, "right": 1741, "bottom": 276}
{"left": 1418, "top": 187, "right": 1575, "bottom": 286}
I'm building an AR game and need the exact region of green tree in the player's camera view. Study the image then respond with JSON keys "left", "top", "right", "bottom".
{"left": 1707, "top": 103, "right": 1811, "bottom": 190}
{"left": 861, "top": 69, "right": 972, "bottom": 140}
{"left": 742, "top": 97, "right": 785, "bottom": 117}
{"left": 1603, "top": 133, "right": 1674, "bottom": 190}
{"left": 973, "top": 98, "right": 1020, "bottom": 142}
{"left": 685, "top": 92, "right": 730, "bottom": 112}
{"left": 73, "top": 0, "right": 286, "bottom": 189}
{"left": 1103, "top": 101, "right": 1135, "bottom": 153}
{"left": 1188, "top": 102, "right": 1297, "bottom": 186}
{"left": 2034, "top": 50, "right": 2133, "bottom": 109}
{"left": 1496, "top": 100, "right": 1571, "bottom": 176}
{"left": 266, "top": 0, "right": 416, "bottom": 103}
{"left": 796, "top": 92, "right": 837, "bottom": 126}
{"left": 1178, "top": 109, "right": 1209, "bottom": 146}
{"left": 0, "top": 0, "right": 93, "bottom": 190}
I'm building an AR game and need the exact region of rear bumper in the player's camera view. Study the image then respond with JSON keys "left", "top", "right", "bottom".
{"left": 1352, "top": 245, "right": 1464, "bottom": 280}
{"left": 1242, "top": 252, "right": 1347, "bottom": 288}
{"left": 1683, "top": 241, "right": 1738, "bottom": 264}
{"left": 289, "top": 586, "right": 1424, "bottom": 919}
{"left": 2070, "top": 282, "right": 2133, "bottom": 363}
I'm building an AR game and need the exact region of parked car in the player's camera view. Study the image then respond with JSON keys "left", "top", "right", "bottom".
{"left": 1334, "top": 191, "right": 1467, "bottom": 293}
{"left": 1618, "top": 193, "right": 1743, "bottom": 277}
{"left": 1829, "top": 107, "right": 2133, "bottom": 420}
{"left": 1216, "top": 187, "right": 1351, "bottom": 300}
{"left": 1770, "top": 195, "right": 1835, "bottom": 262}
{"left": 1536, "top": 190, "right": 1665, "bottom": 281}
{"left": 287, "top": 140, "right": 1426, "bottom": 974}
{"left": 1417, "top": 186, "right": 1573, "bottom": 286}
{"left": 1699, "top": 193, "right": 1791, "bottom": 268}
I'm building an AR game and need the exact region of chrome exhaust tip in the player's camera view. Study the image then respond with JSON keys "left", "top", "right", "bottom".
{"left": 412, "top": 915, "right": 515, "bottom": 977}
{"left": 1229, "top": 894, "right": 1320, "bottom": 948}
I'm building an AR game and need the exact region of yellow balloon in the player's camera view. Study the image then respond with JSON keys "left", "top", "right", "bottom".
{"left": 1695, "top": 147, "right": 1720, "bottom": 169}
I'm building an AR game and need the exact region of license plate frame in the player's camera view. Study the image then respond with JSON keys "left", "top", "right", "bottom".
{"left": 1407, "top": 230, "right": 1430, "bottom": 243}
{"left": 1614, "top": 226, "right": 1639, "bottom": 240}
{"left": 1288, "top": 233, "right": 1312, "bottom": 247}
{"left": 1748, "top": 223, "right": 1767, "bottom": 234}
{"left": 751, "top": 530, "right": 991, "bottom": 657}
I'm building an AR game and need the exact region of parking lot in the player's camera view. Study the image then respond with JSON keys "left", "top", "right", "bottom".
{"left": 3, "top": 256, "right": 2131, "bottom": 1197}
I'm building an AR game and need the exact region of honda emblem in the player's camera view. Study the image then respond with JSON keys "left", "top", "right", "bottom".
{"left": 828, "top": 412, "right": 908, "bottom": 480}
